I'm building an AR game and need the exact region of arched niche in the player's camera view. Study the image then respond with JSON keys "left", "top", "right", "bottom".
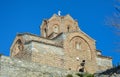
{"left": 11, "top": 39, "right": 23, "bottom": 56}
{"left": 69, "top": 36, "right": 92, "bottom": 60}
{"left": 53, "top": 24, "right": 59, "bottom": 33}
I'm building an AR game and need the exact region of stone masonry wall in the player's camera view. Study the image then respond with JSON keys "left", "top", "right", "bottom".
{"left": 63, "top": 32, "right": 97, "bottom": 74}
{"left": 31, "top": 42, "right": 65, "bottom": 68}
{"left": 0, "top": 56, "right": 78, "bottom": 77}
{"left": 97, "top": 57, "right": 112, "bottom": 72}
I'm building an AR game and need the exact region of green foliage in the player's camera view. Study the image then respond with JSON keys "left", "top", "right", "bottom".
{"left": 76, "top": 73, "right": 94, "bottom": 77}
{"left": 76, "top": 73, "right": 83, "bottom": 77}
{"left": 66, "top": 74, "right": 73, "bottom": 77}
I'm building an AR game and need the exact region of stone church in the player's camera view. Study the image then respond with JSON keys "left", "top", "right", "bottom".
{"left": 10, "top": 14, "right": 112, "bottom": 74}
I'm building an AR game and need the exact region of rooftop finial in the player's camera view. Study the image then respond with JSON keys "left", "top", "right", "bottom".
{"left": 58, "top": 10, "right": 61, "bottom": 16}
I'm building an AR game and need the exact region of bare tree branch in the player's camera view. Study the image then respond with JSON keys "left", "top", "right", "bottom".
{"left": 106, "top": 0, "right": 120, "bottom": 52}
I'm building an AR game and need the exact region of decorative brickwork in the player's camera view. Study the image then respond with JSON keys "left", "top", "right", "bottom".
{"left": 10, "top": 14, "right": 112, "bottom": 74}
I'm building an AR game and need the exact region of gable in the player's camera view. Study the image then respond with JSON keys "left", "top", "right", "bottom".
{"left": 40, "top": 14, "right": 80, "bottom": 39}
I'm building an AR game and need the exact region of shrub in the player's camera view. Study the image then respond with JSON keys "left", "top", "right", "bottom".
{"left": 76, "top": 73, "right": 94, "bottom": 77}
{"left": 66, "top": 74, "right": 73, "bottom": 77}
{"left": 76, "top": 73, "right": 83, "bottom": 77}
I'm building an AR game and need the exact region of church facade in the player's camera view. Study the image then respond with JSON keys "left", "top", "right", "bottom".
{"left": 10, "top": 14, "right": 112, "bottom": 74}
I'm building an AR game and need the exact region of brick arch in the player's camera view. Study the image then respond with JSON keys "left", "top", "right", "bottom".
{"left": 69, "top": 36, "right": 92, "bottom": 60}
{"left": 64, "top": 32, "right": 95, "bottom": 61}
{"left": 11, "top": 39, "right": 24, "bottom": 57}
{"left": 15, "top": 39, "right": 24, "bottom": 51}
{"left": 41, "top": 19, "right": 61, "bottom": 38}
{"left": 52, "top": 24, "right": 59, "bottom": 33}
{"left": 47, "top": 22, "right": 60, "bottom": 36}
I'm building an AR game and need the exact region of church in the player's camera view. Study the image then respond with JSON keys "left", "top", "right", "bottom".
{"left": 10, "top": 14, "right": 112, "bottom": 74}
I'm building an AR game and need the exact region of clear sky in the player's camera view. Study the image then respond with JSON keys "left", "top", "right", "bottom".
{"left": 0, "top": 0, "right": 120, "bottom": 65}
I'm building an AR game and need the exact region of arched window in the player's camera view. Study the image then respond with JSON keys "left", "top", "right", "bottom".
{"left": 76, "top": 42, "right": 81, "bottom": 50}
{"left": 53, "top": 25, "right": 59, "bottom": 33}
{"left": 67, "top": 26, "right": 70, "bottom": 32}
{"left": 67, "top": 25, "right": 72, "bottom": 32}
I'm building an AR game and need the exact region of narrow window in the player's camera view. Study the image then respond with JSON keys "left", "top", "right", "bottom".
{"left": 67, "top": 26, "right": 70, "bottom": 32}
{"left": 76, "top": 42, "right": 81, "bottom": 50}
{"left": 44, "top": 28, "right": 47, "bottom": 37}
{"left": 44, "top": 28, "right": 47, "bottom": 33}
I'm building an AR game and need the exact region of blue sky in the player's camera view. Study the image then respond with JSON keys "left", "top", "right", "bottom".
{"left": 0, "top": 0, "right": 120, "bottom": 65}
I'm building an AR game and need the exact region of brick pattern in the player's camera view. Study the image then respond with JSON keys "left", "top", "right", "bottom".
{"left": 10, "top": 14, "right": 112, "bottom": 74}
